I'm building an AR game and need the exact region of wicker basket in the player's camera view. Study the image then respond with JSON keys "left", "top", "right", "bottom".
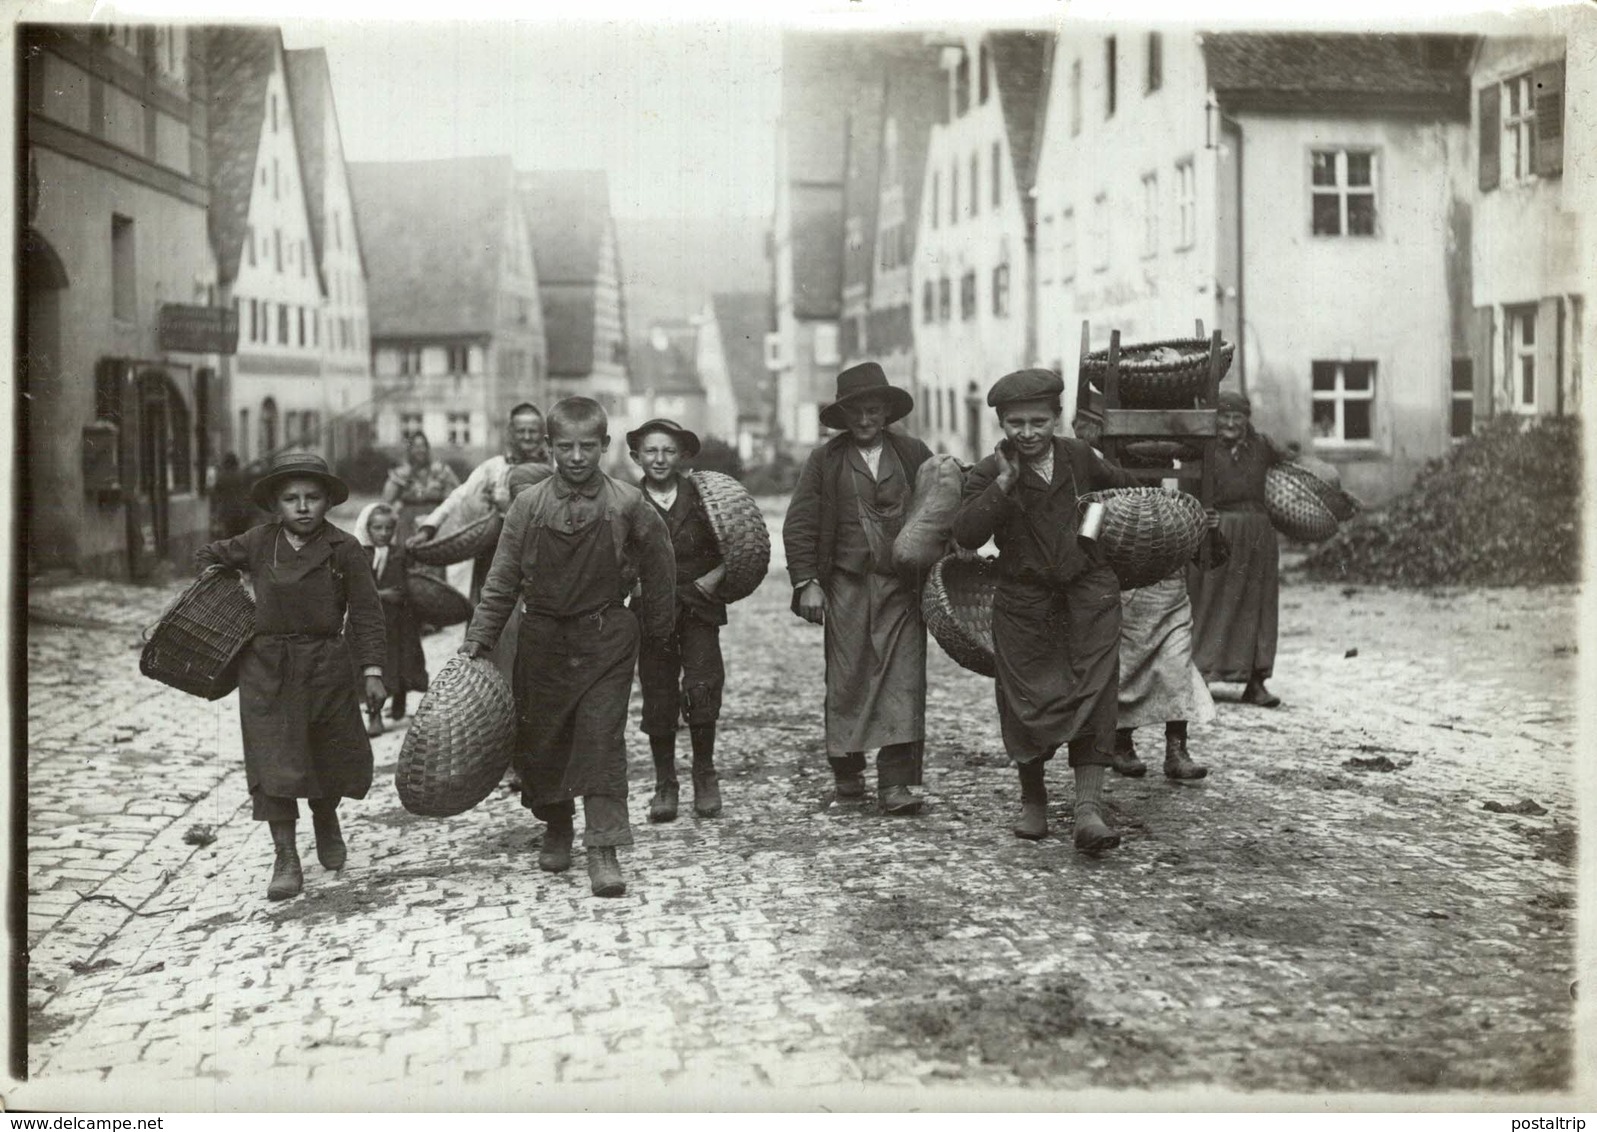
{"left": 140, "top": 566, "right": 257, "bottom": 700}
{"left": 396, "top": 656, "right": 514, "bottom": 817}
{"left": 408, "top": 512, "right": 503, "bottom": 566}
{"left": 1079, "top": 487, "right": 1209, "bottom": 589}
{"left": 406, "top": 570, "right": 473, "bottom": 626}
{"left": 1265, "top": 464, "right": 1340, "bottom": 543}
{"left": 688, "top": 470, "right": 770, "bottom": 604}
{"left": 922, "top": 554, "right": 999, "bottom": 677}
{"left": 1080, "top": 337, "right": 1235, "bottom": 409}
{"left": 1291, "top": 457, "right": 1361, "bottom": 522}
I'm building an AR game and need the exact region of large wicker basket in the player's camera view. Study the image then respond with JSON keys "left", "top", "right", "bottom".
{"left": 688, "top": 470, "right": 770, "bottom": 604}
{"left": 1292, "top": 456, "right": 1361, "bottom": 522}
{"left": 1265, "top": 463, "right": 1340, "bottom": 543}
{"left": 396, "top": 656, "right": 514, "bottom": 817}
{"left": 1079, "top": 487, "right": 1209, "bottom": 589}
{"left": 409, "top": 512, "right": 503, "bottom": 566}
{"left": 406, "top": 571, "right": 473, "bottom": 626}
{"left": 922, "top": 554, "right": 999, "bottom": 677}
{"left": 140, "top": 566, "right": 257, "bottom": 700}
{"left": 1080, "top": 337, "right": 1235, "bottom": 409}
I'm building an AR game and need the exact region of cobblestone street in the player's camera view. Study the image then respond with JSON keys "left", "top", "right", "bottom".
{"left": 17, "top": 532, "right": 1584, "bottom": 1108}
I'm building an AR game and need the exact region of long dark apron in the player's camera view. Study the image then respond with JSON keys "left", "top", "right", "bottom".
{"left": 512, "top": 515, "right": 638, "bottom": 825}
{"left": 237, "top": 540, "right": 374, "bottom": 808}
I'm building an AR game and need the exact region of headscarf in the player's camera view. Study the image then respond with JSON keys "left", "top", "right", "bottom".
{"left": 1216, "top": 390, "right": 1252, "bottom": 416}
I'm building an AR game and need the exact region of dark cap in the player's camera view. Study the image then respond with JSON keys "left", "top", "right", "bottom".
{"left": 624, "top": 417, "right": 701, "bottom": 458}
{"left": 987, "top": 368, "right": 1065, "bottom": 408}
{"left": 1216, "top": 389, "right": 1252, "bottom": 415}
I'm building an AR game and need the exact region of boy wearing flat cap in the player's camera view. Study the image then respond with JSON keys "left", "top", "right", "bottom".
{"left": 952, "top": 368, "right": 1140, "bottom": 854}
{"left": 783, "top": 362, "right": 934, "bottom": 814}
{"left": 626, "top": 418, "right": 729, "bottom": 823}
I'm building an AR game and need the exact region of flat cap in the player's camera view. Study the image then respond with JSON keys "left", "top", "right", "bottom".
{"left": 987, "top": 368, "right": 1065, "bottom": 408}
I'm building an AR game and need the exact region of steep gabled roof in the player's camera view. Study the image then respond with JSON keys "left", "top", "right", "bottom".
{"left": 282, "top": 50, "right": 328, "bottom": 267}
{"left": 518, "top": 170, "right": 612, "bottom": 284}
{"left": 989, "top": 29, "right": 1055, "bottom": 214}
{"left": 1203, "top": 33, "right": 1475, "bottom": 116}
{"left": 347, "top": 156, "right": 516, "bottom": 339}
{"left": 204, "top": 26, "right": 280, "bottom": 284}
{"left": 710, "top": 291, "right": 771, "bottom": 420}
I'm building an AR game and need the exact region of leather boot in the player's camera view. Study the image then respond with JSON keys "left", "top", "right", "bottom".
{"left": 310, "top": 804, "right": 347, "bottom": 870}
{"left": 1108, "top": 729, "right": 1148, "bottom": 778}
{"left": 692, "top": 768, "right": 722, "bottom": 818}
{"left": 878, "top": 785, "right": 923, "bottom": 815}
{"left": 648, "top": 780, "right": 679, "bottom": 823}
{"left": 587, "top": 846, "right": 626, "bottom": 898}
{"left": 538, "top": 821, "right": 574, "bottom": 874}
{"left": 1073, "top": 803, "right": 1121, "bottom": 855}
{"left": 1164, "top": 732, "right": 1209, "bottom": 781}
{"left": 1240, "top": 679, "right": 1281, "bottom": 708}
{"left": 266, "top": 820, "right": 303, "bottom": 901}
{"left": 834, "top": 771, "right": 866, "bottom": 800}
{"left": 1014, "top": 761, "right": 1048, "bottom": 840}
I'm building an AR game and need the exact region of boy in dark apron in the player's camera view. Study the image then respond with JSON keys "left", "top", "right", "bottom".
{"left": 196, "top": 452, "right": 387, "bottom": 900}
{"left": 461, "top": 398, "right": 675, "bottom": 897}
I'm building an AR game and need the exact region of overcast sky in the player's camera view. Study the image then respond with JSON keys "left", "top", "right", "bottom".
{"left": 279, "top": 19, "right": 783, "bottom": 222}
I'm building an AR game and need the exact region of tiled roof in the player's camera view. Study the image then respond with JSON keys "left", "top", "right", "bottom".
{"left": 204, "top": 26, "right": 280, "bottom": 284}
{"left": 1203, "top": 33, "right": 1475, "bottom": 114}
{"left": 710, "top": 291, "right": 771, "bottom": 419}
{"left": 347, "top": 156, "right": 516, "bottom": 339}
{"left": 989, "top": 29, "right": 1054, "bottom": 209}
{"left": 519, "top": 170, "right": 611, "bottom": 284}
{"left": 632, "top": 321, "right": 702, "bottom": 396}
{"left": 282, "top": 49, "right": 329, "bottom": 276}
{"left": 540, "top": 284, "right": 598, "bottom": 378}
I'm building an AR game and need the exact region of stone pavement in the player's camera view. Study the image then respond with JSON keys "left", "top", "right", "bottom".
{"left": 17, "top": 561, "right": 1585, "bottom": 1110}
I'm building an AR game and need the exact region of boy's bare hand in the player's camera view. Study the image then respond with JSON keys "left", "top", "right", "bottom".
{"left": 457, "top": 642, "right": 485, "bottom": 659}
{"left": 364, "top": 676, "right": 387, "bottom": 713}
{"left": 695, "top": 563, "right": 727, "bottom": 596}
{"left": 993, "top": 443, "right": 1018, "bottom": 492}
{"left": 796, "top": 584, "right": 826, "bottom": 625}
{"left": 404, "top": 525, "right": 436, "bottom": 549}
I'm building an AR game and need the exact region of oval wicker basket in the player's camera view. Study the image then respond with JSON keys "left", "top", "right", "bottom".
{"left": 409, "top": 512, "right": 503, "bottom": 566}
{"left": 406, "top": 570, "right": 473, "bottom": 626}
{"left": 688, "top": 470, "right": 770, "bottom": 604}
{"left": 1265, "top": 463, "right": 1340, "bottom": 543}
{"left": 396, "top": 656, "right": 514, "bottom": 817}
{"left": 1079, "top": 487, "right": 1209, "bottom": 589}
{"left": 1290, "top": 457, "right": 1361, "bottom": 522}
{"left": 1080, "top": 337, "right": 1236, "bottom": 409}
{"left": 140, "top": 566, "right": 257, "bottom": 700}
{"left": 922, "top": 554, "right": 1000, "bottom": 677}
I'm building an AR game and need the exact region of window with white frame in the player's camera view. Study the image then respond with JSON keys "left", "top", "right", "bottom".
{"left": 938, "top": 277, "right": 951, "bottom": 322}
{"left": 992, "top": 262, "right": 1011, "bottom": 318}
{"left": 1311, "top": 149, "right": 1377, "bottom": 237}
{"left": 991, "top": 141, "right": 1002, "bottom": 208}
{"left": 1508, "top": 305, "right": 1537, "bottom": 410}
{"left": 1450, "top": 358, "right": 1474, "bottom": 439}
{"left": 1311, "top": 360, "right": 1376, "bottom": 444}
{"left": 950, "top": 159, "right": 959, "bottom": 224}
{"left": 447, "top": 412, "right": 471, "bottom": 447}
{"left": 447, "top": 345, "right": 470, "bottom": 374}
{"left": 922, "top": 281, "right": 936, "bottom": 323}
{"left": 813, "top": 324, "right": 840, "bottom": 366}
{"left": 1091, "top": 193, "right": 1110, "bottom": 272}
{"left": 400, "top": 412, "right": 423, "bottom": 439}
{"left": 960, "top": 271, "right": 977, "bottom": 320}
{"left": 1141, "top": 171, "right": 1159, "bottom": 257}
{"left": 1502, "top": 73, "right": 1536, "bottom": 185}
{"left": 931, "top": 172, "right": 940, "bottom": 230}
{"left": 969, "top": 153, "right": 979, "bottom": 218}
{"left": 1060, "top": 208, "right": 1077, "bottom": 282}
{"left": 1175, "top": 158, "right": 1196, "bottom": 249}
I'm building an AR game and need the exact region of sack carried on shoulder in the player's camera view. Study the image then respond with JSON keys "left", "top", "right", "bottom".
{"left": 892, "top": 454, "right": 968, "bottom": 575}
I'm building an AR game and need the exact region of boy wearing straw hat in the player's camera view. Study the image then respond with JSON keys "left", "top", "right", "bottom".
{"left": 195, "top": 451, "right": 387, "bottom": 900}
{"left": 952, "top": 369, "right": 1139, "bottom": 854}
{"left": 460, "top": 398, "right": 675, "bottom": 898}
{"left": 783, "top": 361, "right": 934, "bottom": 815}
{"left": 626, "top": 418, "right": 729, "bottom": 824}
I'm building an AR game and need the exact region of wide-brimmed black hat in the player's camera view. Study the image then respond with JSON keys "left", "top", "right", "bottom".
{"left": 625, "top": 417, "right": 701, "bottom": 458}
{"left": 819, "top": 362, "right": 914, "bottom": 431}
{"left": 250, "top": 450, "right": 350, "bottom": 510}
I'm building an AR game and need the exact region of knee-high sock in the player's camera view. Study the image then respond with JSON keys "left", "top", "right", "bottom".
{"left": 649, "top": 733, "right": 677, "bottom": 783}
{"left": 689, "top": 724, "right": 715, "bottom": 769}
{"left": 1074, "top": 764, "right": 1106, "bottom": 810}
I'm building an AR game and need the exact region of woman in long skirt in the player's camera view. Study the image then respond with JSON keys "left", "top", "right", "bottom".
{"left": 1187, "top": 390, "right": 1295, "bottom": 707}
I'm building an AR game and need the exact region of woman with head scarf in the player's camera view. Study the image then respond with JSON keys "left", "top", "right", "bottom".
{"left": 1186, "top": 389, "right": 1296, "bottom": 707}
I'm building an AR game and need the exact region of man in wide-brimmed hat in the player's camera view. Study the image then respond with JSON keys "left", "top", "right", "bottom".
{"left": 782, "top": 361, "right": 934, "bottom": 814}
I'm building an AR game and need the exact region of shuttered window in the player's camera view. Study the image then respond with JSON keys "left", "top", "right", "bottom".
{"left": 1478, "top": 84, "right": 1500, "bottom": 191}
{"left": 1533, "top": 58, "right": 1564, "bottom": 177}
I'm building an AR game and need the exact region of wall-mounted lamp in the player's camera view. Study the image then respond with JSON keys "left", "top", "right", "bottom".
{"left": 1204, "top": 93, "right": 1220, "bottom": 150}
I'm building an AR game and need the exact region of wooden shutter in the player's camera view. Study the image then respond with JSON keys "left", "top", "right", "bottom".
{"left": 1478, "top": 84, "right": 1500, "bottom": 192}
{"left": 1534, "top": 58, "right": 1565, "bottom": 177}
{"left": 1472, "top": 306, "right": 1494, "bottom": 420}
{"left": 1537, "top": 297, "right": 1561, "bottom": 415}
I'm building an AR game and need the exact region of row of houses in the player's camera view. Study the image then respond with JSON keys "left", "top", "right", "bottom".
{"left": 22, "top": 23, "right": 777, "bottom": 580}
{"left": 770, "top": 15, "right": 1593, "bottom": 504}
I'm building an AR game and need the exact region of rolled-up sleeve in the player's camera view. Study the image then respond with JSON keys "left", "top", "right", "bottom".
{"left": 464, "top": 491, "right": 532, "bottom": 652}
{"left": 630, "top": 500, "right": 678, "bottom": 640}
{"left": 423, "top": 460, "right": 489, "bottom": 531}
